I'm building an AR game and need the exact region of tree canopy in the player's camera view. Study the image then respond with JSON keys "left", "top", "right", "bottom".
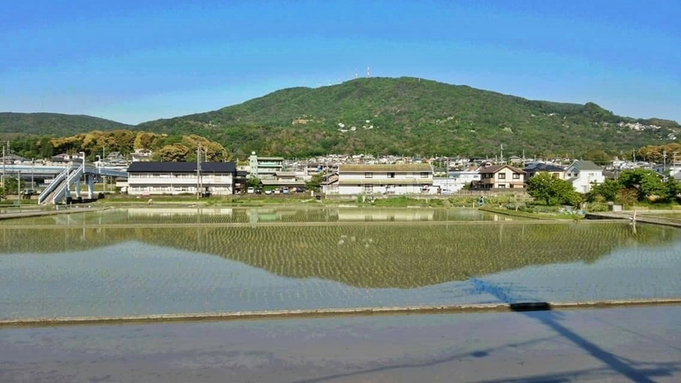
{"left": 589, "top": 168, "right": 681, "bottom": 204}
{"left": 526, "top": 173, "right": 582, "bottom": 206}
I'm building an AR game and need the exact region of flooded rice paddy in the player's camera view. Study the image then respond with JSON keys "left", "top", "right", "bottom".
{"left": 1, "top": 207, "right": 681, "bottom": 321}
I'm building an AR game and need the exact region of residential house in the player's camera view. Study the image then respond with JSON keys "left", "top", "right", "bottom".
{"left": 127, "top": 161, "right": 236, "bottom": 196}
{"left": 132, "top": 148, "right": 153, "bottom": 162}
{"left": 433, "top": 170, "right": 481, "bottom": 193}
{"left": 234, "top": 170, "right": 248, "bottom": 193}
{"left": 260, "top": 171, "right": 305, "bottom": 189}
{"left": 105, "top": 151, "right": 126, "bottom": 164}
{"left": 334, "top": 164, "right": 434, "bottom": 195}
{"left": 507, "top": 155, "right": 524, "bottom": 166}
{"left": 653, "top": 163, "right": 681, "bottom": 179}
{"left": 2, "top": 153, "right": 25, "bottom": 164}
{"left": 475, "top": 165, "right": 525, "bottom": 189}
{"left": 564, "top": 160, "right": 604, "bottom": 193}
{"left": 51, "top": 153, "right": 72, "bottom": 163}
{"left": 523, "top": 163, "right": 566, "bottom": 180}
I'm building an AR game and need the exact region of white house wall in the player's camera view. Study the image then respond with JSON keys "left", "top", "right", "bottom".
{"left": 128, "top": 173, "right": 234, "bottom": 195}
{"left": 569, "top": 171, "right": 604, "bottom": 193}
{"left": 335, "top": 184, "right": 427, "bottom": 195}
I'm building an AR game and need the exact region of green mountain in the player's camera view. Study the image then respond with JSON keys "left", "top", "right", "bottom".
{"left": 137, "top": 77, "right": 681, "bottom": 158}
{"left": 0, "top": 112, "right": 132, "bottom": 136}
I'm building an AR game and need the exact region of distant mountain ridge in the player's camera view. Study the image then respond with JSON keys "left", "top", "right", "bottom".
{"left": 137, "top": 77, "right": 681, "bottom": 157}
{"left": 0, "top": 112, "right": 132, "bottom": 136}
{"left": 3, "top": 77, "right": 680, "bottom": 157}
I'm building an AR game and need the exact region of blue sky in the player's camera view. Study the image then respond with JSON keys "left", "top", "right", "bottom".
{"left": 1, "top": 0, "right": 679, "bottom": 124}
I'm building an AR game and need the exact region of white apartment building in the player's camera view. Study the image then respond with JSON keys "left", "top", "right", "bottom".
{"left": 334, "top": 164, "right": 434, "bottom": 195}
{"left": 127, "top": 162, "right": 236, "bottom": 196}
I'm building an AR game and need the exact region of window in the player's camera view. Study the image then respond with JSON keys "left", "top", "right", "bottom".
{"left": 420, "top": 172, "right": 429, "bottom": 178}
{"left": 365, "top": 172, "right": 373, "bottom": 178}
{"left": 498, "top": 173, "right": 506, "bottom": 179}
{"left": 512, "top": 173, "right": 520, "bottom": 179}
{"left": 498, "top": 184, "right": 506, "bottom": 188}
{"left": 364, "top": 184, "right": 373, "bottom": 194}
{"left": 387, "top": 172, "right": 395, "bottom": 178}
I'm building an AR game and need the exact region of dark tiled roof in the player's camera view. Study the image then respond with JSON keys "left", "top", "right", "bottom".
{"left": 523, "top": 163, "right": 565, "bottom": 172}
{"left": 127, "top": 162, "right": 236, "bottom": 173}
{"left": 569, "top": 160, "right": 602, "bottom": 171}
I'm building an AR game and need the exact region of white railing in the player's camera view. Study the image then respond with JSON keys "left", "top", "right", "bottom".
{"left": 39, "top": 164, "right": 84, "bottom": 205}
{"left": 37, "top": 167, "right": 70, "bottom": 204}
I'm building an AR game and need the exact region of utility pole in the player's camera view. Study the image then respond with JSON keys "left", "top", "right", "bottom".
{"left": 663, "top": 150, "right": 668, "bottom": 181}
{"left": 500, "top": 144, "right": 504, "bottom": 164}
{"left": 2, "top": 144, "right": 5, "bottom": 193}
{"left": 196, "top": 144, "right": 201, "bottom": 199}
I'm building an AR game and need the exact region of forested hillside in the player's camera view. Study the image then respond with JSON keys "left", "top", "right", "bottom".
{"left": 138, "top": 77, "right": 681, "bottom": 158}
{"left": 4, "top": 77, "right": 680, "bottom": 159}
{"left": 0, "top": 113, "right": 132, "bottom": 135}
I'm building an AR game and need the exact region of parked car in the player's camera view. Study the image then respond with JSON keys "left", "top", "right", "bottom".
{"left": 247, "top": 187, "right": 255, "bottom": 194}
{"left": 264, "top": 189, "right": 273, "bottom": 195}
{"left": 255, "top": 188, "right": 262, "bottom": 194}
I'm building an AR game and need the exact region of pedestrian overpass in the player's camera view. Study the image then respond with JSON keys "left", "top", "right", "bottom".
{"left": 2, "top": 163, "right": 127, "bottom": 205}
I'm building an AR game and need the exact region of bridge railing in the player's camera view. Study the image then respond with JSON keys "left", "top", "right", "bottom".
{"left": 38, "top": 164, "right": 85, "bottom": 205}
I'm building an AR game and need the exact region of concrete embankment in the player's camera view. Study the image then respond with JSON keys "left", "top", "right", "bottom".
{"left": 586, "top": 212, "right": 681, "bottom": 228}
{"left": 0, "top": 207, "right": 106, "bottom": 221}
{"left": 2, "top": 298, "right": 680, "bottom": 328}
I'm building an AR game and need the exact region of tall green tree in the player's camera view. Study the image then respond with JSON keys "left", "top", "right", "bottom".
{"left": 664, "top": 176, "right": 681, "bottom": 201}
{"left": 618, "top": 168, "right": 666, "bottom": 200}
{"left": 526, "top": 172, "right": 582, "bottom": 206}
{"left": 589, "top": 178, "right": 622, "bottom": 202}
{"left": 246, "top": 177, "right": 261, "bottom": 189}
{"left": 1, "top": 176, "right": 19, "bottom": 196}
{"left": 305, "top": 173, "right": 324, "bottom": 192}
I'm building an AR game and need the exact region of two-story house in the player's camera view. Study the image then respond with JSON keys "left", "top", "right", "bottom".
{"left": 476, "top": 165, "right": 525, "bottom": 189}
{"left": 127, "top": 162, "right": 236, "bottom": 196}
{"left": 335, "top": 164, "right": 434, "bottom": 195}
{"left": 564, "top": 160, "right": 604, "bottom": 193}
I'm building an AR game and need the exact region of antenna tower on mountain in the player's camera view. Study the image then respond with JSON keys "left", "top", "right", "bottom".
{"left": 366, "top": 66, "right": 370, "bottom": 78}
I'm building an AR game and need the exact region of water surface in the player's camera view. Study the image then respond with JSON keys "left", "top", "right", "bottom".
{"left": 1, "top": 209, "right": 680, "bottom": 320}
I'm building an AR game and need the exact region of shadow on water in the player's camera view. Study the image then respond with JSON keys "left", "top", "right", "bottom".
{"left": 295, "top": 275, "right": 680, "bottom": 383}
